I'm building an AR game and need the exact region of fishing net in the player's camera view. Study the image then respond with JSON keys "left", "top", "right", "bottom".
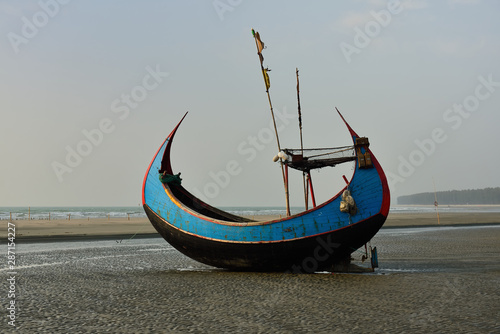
{"left": 282, "top": 146, "right": 356, "bottom": 172}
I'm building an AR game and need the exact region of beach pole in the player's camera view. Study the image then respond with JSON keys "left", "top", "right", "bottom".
{"left": 28, "top": 206, "right": 30, "bottom": 220}
{"left": 49, "top": 212, "right": 51, "bottom": 221}
{"left": 433, "top": 178, "right": 440, "bottom": 225}
{"left": 252, "top": 29, "right": 290, "bottom": 216}
{"left": 68, "top": 214, "right": 71, "bottom": 221}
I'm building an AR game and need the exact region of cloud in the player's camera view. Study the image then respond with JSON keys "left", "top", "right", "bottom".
{"left": 367, "top": 0, "right": 389, "bottom": 7}
{"left": 402, "top": 0, "right": 429, "bottom": 10}
{"left": 0, "top": 2, "right": 39, "bottom": 17}
{"left": 336, "top": 0, "right": 428, "bottom": 31}
{"left": 448, "top": 0, "right": 481, "bottom": 4}
{"left": 338, "top": 12, "right": 375, "bottom": 30}
{"left": 399, "top": 36, "right": 489, "bottom": 58}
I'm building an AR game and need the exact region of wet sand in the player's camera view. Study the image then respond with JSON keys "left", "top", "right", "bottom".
{"left": 4, "top": 212, "right": 500, "bottom": 239}
{"left": 3, "top": 225, "right": 500, "bottom": 333}
{"left": 5, "top": 217, "right": 156, "bottom": 239}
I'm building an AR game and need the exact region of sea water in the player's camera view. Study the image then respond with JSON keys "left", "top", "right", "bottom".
{"left": 0, "top": 206, "right": 145, "bottom": 220}
{"left": 0, "top": 206, "right": 297, "bottom": 220}
{"left": 1, "top": 205, "right": 499, "bottom": 220}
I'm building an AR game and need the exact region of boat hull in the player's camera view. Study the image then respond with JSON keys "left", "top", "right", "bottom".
{"left": 144, "top": 203, "right": 386, "bottom": 271}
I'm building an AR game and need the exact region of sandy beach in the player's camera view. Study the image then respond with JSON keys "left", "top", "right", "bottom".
{"left": 3, "top": 223, "right": 499, "bottom": 333}
{"left": 3, "top": 209, "right": 499, "bottom": 333}
{"left": 4, "top": 211, "right": 500, "bottom": 239}
{"left": 2, "top": 210, "right": 499, "bottom": 333}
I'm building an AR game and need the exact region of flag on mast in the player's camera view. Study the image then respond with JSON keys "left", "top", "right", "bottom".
{"left": 252, "top": 29, "right": 271, "bottom": 90}
{"left": 252, "top": 29, "right": 266, "bottom": 62}
{"left": 255, "top": 31, "right": 265, "bottom": 53}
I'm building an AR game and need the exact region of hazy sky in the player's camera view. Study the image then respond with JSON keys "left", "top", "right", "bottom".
{"left": 1, "top": 0, "right": 499, "bottom": 207}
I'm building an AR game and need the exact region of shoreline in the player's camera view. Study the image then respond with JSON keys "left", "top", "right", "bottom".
{"left": 3, "top": 212, "right": 500, "bottom": 241}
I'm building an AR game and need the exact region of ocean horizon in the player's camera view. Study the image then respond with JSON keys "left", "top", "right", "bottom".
{"left": 1, "top": 204, "right": 500, "bottom": 220}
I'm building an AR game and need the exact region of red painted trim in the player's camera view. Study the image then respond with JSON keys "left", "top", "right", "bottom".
{"left": 369, "top": 148, "right": 391, "bottom": 217}
{"left": 284, "top": 163, "right": 290, "bottom": 216}
{"left": 308, "top": 172, "right": 317, "bottom": 208}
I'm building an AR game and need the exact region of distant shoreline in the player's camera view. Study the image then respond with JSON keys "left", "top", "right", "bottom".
{"left": 2, "top": 204, "right": 500, "bottom": 221}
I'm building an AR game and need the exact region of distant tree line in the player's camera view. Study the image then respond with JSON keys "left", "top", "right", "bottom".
{"left": 398, "top": 187, "right": 500, "bottom": 205}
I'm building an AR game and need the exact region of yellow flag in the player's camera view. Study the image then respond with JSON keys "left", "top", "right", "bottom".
{"left": 262, "top": 68, "right": 270, "bottom": 90}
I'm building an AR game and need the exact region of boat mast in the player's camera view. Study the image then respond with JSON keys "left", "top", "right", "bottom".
{"left": 251, "top": 29, "right": 291, "bottom": 216}
{"left": 296, "top": 68, "right": 308, "bottom": 210}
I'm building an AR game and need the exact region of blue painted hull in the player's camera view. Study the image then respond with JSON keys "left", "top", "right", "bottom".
{"left": 142, "top": 113, "right": 390, "bottom": 271}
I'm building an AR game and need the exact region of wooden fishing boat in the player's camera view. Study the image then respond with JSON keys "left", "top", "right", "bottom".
{"left": 142, "top": 110, "right": 390, "bottom": 272}
{"left": 142, "top": 30, "right": 389, "bottom": 272}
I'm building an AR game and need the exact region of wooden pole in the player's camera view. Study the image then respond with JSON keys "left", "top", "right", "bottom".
{"left": 28, "top": 206, "right": 30, "bottom": 220}
{"left": 433, "top": 178, "right": 440, "bottom": 225}
{"left": 252, "top": 29, "right": 290, "bottom": 216}
{"left": 285, "top": 163, "right": 290, "bottom": 214}
{"left": 296, "top": 68, "right": 308, "bottom": 211}
{"left": 308, "top": 172, "right": 317, "bottom": 208}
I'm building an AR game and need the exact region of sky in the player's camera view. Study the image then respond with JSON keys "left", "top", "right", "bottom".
{"left": 1, "top": 0, "right": 499, "bottom": 208}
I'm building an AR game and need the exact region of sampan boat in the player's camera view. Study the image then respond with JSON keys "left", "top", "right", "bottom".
{"left": 142, "top": 111, "right": 390, "bottom": 272}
